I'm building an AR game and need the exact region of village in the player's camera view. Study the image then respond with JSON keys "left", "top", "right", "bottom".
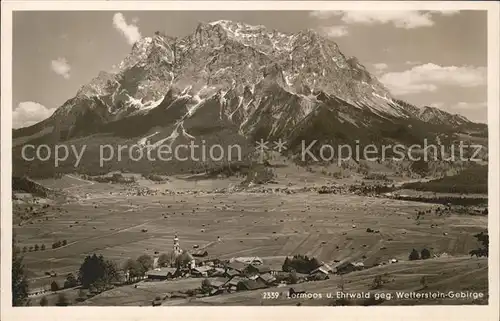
{"left": 133, "top": 234, "right": 377, "bottom": 306}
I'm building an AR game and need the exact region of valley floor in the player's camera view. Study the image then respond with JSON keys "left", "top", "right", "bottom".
{"left": 14, "top": 174, "right": 488, "bottom": 306}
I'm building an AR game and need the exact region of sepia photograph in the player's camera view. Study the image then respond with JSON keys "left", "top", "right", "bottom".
{"left": 1, "top": 1, "right": 499, "bottom": 321}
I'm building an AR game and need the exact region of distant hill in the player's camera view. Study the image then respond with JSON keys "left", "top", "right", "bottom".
{"left": 12, "top": 176, "right": 53, "bottom": 197}
{"left": 402, "top": 165, "right": 488, "bottom": 194}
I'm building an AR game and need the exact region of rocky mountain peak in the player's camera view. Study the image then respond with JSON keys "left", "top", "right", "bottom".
{"left": 17, "top": 19, "right": 482, "bottom": 151}
{"left": 419, "top": 105, "right": 472, "bottom": 126}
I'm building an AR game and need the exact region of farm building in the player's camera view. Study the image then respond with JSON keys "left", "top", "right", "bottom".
{"left": 335, "top": 262, "right": 356, "bottom": 274}
{"left": 310, "top": 263, "right": 332, "bottom": 275}
{"left": 224, "top": 276, "right": 247, "bottom": 291}
{"left": 224, "top": 269, "right": 241, "bottom": 278}
{"left": 245, "top": 264, "right": 271, "bottom": 275}
{"left": 335, "top": 261, "right": 364, "bottom": 275}
{"left": 210, "top": 278, "right": 229, "bottom": 289}
{"left": 226, "top": 261, "right": 247, "bottom": 274}
{"left": 209, "top": 267, "right": 226, "bottom": 277}
{"left": 191, "top": 266, "right": 213, "bottom": 277}
{"left": 258, "top": 273, "right": 277, "bottom": 285}
{"left": 272, "top": 271, "right": 291, "bottom": 281}
{"left": 192, "top": 250, "right": 208, "bottom": 258}
{"left": 202, "top": 261, "right": 214, "bottom": 267}
{"left": 236, "top": 278, "right": 268, "bottom": 291}
{"left": 146, "top": 267, "right": 177, "bottom": 280}
{"left": 308, "top": 272, "right": 329, "bottom": 281}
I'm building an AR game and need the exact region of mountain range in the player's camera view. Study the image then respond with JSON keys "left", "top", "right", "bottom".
{"left": 13, "top": 20, "right": 487, "bottom": 177}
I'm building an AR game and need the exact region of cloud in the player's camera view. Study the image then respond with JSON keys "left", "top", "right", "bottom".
{"left": 310, "top": 10, "right": 459, "bottom": 29}
{"left": 113, "top": 12, "right": 141, "bottom": 45}
{"left": 430, "top": 102, "right": 445, "bottom": 109}
{"left": 50, "top": 57, "right": 71, "bottom": 79}
{"left": 13, "top": 101, "right": 55, "bottom": 129}
{"left": 450, "top": 101, "right": 487, "bottom": 111}
{"left": 373, "top": 63, "right": 388, "bottom": 72}
{"left": 433, "top": 10, "right": 460, "bottom": 16}
{"left": 320, "top": 25, "right": 348, "bottom": 38}
{"left": 378, "top": 63, "right": 486, "bottom": 95}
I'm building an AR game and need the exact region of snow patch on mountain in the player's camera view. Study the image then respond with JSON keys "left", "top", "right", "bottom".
{"left": 138, "top": 131, "right": 160, "bottom": 146}
{"left": 180, "top": 122, "right": 195, "bottom": 140}
{"left": 150, "top": 124, "right": 180, "bottom": 149}
{"left": 186, "top": 95, "right": 204, "bottom": 117}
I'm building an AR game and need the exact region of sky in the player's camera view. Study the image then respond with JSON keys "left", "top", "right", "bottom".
{"left": 12, "top": 10, "right": 488, "bottom": 128}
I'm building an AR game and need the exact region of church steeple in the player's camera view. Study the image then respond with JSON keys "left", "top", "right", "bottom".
{"left": 173, "top": 234, "right": 182, "bottom": 256}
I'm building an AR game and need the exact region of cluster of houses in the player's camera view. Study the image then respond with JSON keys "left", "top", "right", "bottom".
{"left": 140, "top": 236, "right": 395, "bottom": 299}
{"left": 145, "top": 255, "right": 340, "bottom": 296}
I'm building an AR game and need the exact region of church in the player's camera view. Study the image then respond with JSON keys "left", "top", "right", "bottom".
{"left": 173, "top": 233, "right": 196, "bottom": 269}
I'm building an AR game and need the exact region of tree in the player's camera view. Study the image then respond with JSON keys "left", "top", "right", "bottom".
{"left": 51, "top": 281, "right": 60, "bottom": 292}
{"left": 282, "top": 255, "right": 321, "bottom": 274}
{"left": 93, "top": 279, "right": 107, "bottom": 292}
{"left": 124, "top": 259, "right": 143, "bottom": 279}
{"left": 78, "top": 254, "right": 117, "bottom": 288}
{"left": 421, "top": 248, "right": 431, "bottom": 260}
{"left": 371, "top": 275, "right": 383, "bottom": 289}
{"left": 338, "top": 275, "right": 345, "bottom": 292}
{"left": 64, "top": 273, "right": 78, "bottom": 288}
{"left": 469, "top": 231, "right": 489, "bottom": 257}
{"left": 39, "top": 296, "right": 48, "bottom": 306}
{"left": 175, "top": 252, "right": 193, "bottom": 268}
{"left": 409, "top": 248, "right": 420, "bottom": 261}
{"left": 55, "top": 293, "right": 69, "bottom": 306}
{"left": 76, "top": 289, "right": 87, "bottom": 302}
{"left": 34, "top": 244, "right": 40, "bottom": 251}
{"left": 41, "top": 244, "right": 46, "bottom": 251}
{"left": 282, "top": 257, "right": 291, "bottom": 272}
{"left": 136, "top": 254, "right": 154, "bottom": 274}
{"left": 420, "top": 276, "right": 428, "bottom": 289}
{"left": 289, "top": 271, "right": 299, "bottom": 284}
{"left": 52, "top": 241, "right": 61, "bottom": 249}
{"left": 158, "top": 252, "right": 175, "bottom": 267}
{"left": 12, "top": 246, "right": 29, "bottom": 306}
{"left": 79, "top": 254, "right": 103, "bottom": 288}
{"left": 22, "top": 246, "right": 28, "bottom": 253}
{"left": 104, "top": 260, "right": 119, "bottom": 284}
{"left": 411, "top": 159, "right": 429, "bottom": 177}
{"left": 62, "top": 240, "right": 68, "bottom": 246}
{"left": 201, "top": 278, "right": 212, "bottom": 293}
{"left": 310, "top": 257, "right": 322, "bottom": 269}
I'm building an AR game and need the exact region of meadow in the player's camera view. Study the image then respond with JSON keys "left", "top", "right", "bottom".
{"left": 14, "top": 175, "right": 488, "bottom": 305}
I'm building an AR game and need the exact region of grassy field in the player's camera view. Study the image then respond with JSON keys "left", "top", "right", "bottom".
{"left": 13, "top": 175, "right": 488, "bottom": 306}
